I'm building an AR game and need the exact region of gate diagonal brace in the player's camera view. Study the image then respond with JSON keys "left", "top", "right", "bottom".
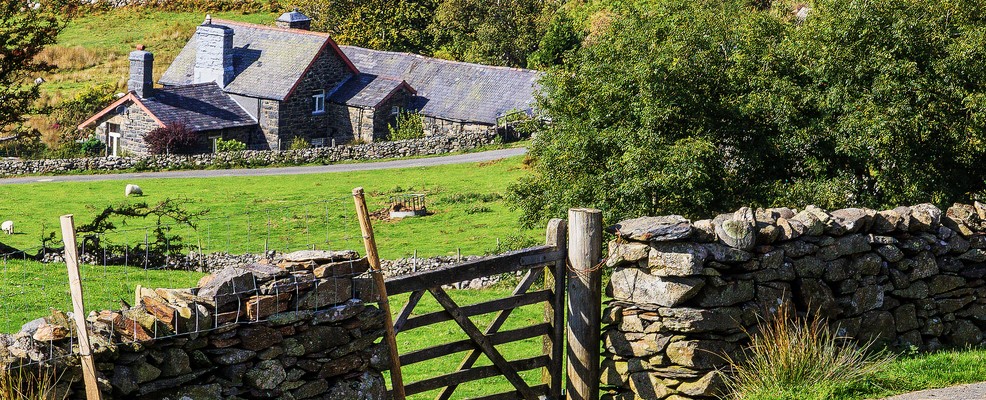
{"left": 427, "top": 287, "right": 540, "bottom": 400}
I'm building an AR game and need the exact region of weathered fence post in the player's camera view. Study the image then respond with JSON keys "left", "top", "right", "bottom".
{"left": 352, "top": 187, "right": 406, "bottom": 400}
{"left": 60, "top": 215, "right": 103, "bottom": 400}
{"left": 567, "top": 208, "right": 603, "bottom": 400}
{"left": 543, "top": 219, "right": 567, "bottom": 399}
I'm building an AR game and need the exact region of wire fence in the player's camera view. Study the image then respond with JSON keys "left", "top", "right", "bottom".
{"left": 0, "top": 194, "right": 375, "bottom": 371}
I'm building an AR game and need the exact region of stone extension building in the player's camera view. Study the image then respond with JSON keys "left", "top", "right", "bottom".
{"left": 80, "top": 11, "right": 540, "bottom": 155}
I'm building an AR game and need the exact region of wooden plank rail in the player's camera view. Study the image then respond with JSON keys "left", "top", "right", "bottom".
{"left": 400, "top": 323, "right": 552, "bottom": 366}
{"left": 467, "top": 384, "right": 551, "bottom": 400}
{"left": 385, "top": 246, "right": 563, "bottom": 295}
{"left": 403, "top": 355, "right": 550, "bottom": 396}
{"left": 400, "top": 289, "right": 552, "bottom": 332}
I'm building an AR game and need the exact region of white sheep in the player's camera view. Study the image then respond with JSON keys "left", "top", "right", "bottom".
{"left": 1, "top": 221, "right": 12, "bottom": 235}
{"left": 125, "top": 184, "right": 143, "bottom": 197}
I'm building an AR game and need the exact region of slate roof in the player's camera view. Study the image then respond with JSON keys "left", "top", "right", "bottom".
{"left": 159, "top": 20, "right": 357, "bottom": 101}
{"left": 330, "top": 75, "right": 415, "bottom": 108}
{"left": 78, "top": 83, "right": 256, "bottom": 132}
{"left": 340, "top": 46, "right": 542, "bottom": 124}
{"left": 142, "top": 83, "right": 256, "bottom": 131}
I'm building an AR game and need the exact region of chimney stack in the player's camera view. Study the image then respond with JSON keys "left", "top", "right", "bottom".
{"left": 193, "top": 15, "right": 235, "bottom": 87}
{"left": 276, "top": 9, "right": 312, "bottom": 30}
{"left": 128, "top": 44, "right": 154, "bottom": 98}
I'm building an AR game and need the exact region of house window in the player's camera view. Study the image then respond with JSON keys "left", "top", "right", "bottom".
{"left": 313, "top": 90, "right": 325, "bottom": 114}
{"left": 390, "top": 106, "right": 401, "bottom": 116}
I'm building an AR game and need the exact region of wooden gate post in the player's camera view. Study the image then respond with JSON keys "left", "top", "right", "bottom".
{"left": 566, "top": 208, "right": 602, "bottom": 400}
{"left": 60, "top": 215, "right": 103, "bottom": 400}
{"left": 352, "top": 188, "right": 406, "bottom": 400}
{"left": 543, "top": 219, "right": 567, "bottom": 399}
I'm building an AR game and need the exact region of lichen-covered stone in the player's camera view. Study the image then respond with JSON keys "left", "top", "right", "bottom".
{"left": 609, "top": 268, "right": 705, "bottom": 307}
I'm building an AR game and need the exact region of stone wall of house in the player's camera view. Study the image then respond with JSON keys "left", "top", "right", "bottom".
{"left": 258, "top": 99, "right": 281, "bottom": 150}
{"left": 335, "top": 104, "right": 373, "bottom": 144}
{"left": 0, "top": 130, "right": 500, "bottom": 177}
{"left": 371, "top": 90, "right": 415, "bottom": 141}
{"left": 91, "top": 102, "right": 160, "bottom": 156}
{"left": 277, "top": 48, "right": 355, "bottom": 150}
{"left": 602, "top": 203, "right": 986, "bottom": 399}
{"left": 421, "top": 115, "right": 492, "bottom": 138}
{"left": 4, "top": 250, "right": 388, "bottom": 399}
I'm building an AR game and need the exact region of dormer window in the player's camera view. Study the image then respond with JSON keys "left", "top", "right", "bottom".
{"left": 313, "top": 90, "right": 325, "bottom": 114}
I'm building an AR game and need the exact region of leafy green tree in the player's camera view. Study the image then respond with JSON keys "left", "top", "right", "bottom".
{"left": 512, "top": 0, "right": 986, "bottom": 226}
{"left": 430, "top": 0, "right": 561, "bottom": 67}
{"left": 0, "top": 2, "right": 61, "bottom": 137}
{"left": 527, "top": 11, "right": 583, "bottom": 69}
{"left": 293, "top": 0, "right": 437, "bottom": 54}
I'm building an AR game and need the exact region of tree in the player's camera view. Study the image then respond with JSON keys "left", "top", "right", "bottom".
{"left": 145, "top": 122, "right": 198, "bottom": 155}
{"left": 511, "top": 0, "right": 986, "bottom": 226}
{"left": 292, "top": 0, "right": 437, "bottom": 54}
{"left": 430, "top": 0, "right": 560, "bottom": 67}
{"left": 0, "top": 2, "right": 61, "bottom": 136}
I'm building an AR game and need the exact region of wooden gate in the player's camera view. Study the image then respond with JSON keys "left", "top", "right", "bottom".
{"left": 384, "top": 220, "right": 568, "bottom": 400}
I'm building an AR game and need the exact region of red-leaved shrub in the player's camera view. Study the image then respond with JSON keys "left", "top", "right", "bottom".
{"left": 144, "top": 123, "right": 198, "bottom": 155}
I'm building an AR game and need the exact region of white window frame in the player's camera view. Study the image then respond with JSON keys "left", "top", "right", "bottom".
{"left": 106, "top": 123, "right": 121, "bottom": 157}
{"left": 313, "top": 90, "right": 325, "bottom": 114}
{"left": 390, "top": 106, "right": 401, "bottom": 116}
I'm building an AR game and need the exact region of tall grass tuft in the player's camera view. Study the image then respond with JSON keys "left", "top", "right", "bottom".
{"left": 0, "top": 365, "right": 67, "bottom": 400}
{"left": 726, "top": 306, "right": 894, "bottom": 400}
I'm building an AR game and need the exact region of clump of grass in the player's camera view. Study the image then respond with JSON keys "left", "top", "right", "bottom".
{"left": 441, "top": 192, "right": 504, "bottom": 204}
{"left": 0, "top": 365, "right": 67, "bottom": 400}
{"left": 726, "top": 306, "right": 894, "bottom": 400}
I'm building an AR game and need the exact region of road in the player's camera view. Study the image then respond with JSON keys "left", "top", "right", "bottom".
{"left": 0, "top": 147, "right": 527, "bottom": 185}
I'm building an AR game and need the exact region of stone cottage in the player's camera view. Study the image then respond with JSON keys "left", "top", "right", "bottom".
{"left": 79, "top": 11, "right": 540, "bottom": 155}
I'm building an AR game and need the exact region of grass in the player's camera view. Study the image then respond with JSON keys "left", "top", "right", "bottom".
{"left": 0, "top": 156, "right": 537, "bottom": 260}
{"left": 727, "top": 307, "right": 893, "bottom": 400}
{"left": 385, "top": 287, "right": 551, "bottom": 399}
{"left": 40, "top": 9, "right": 277, "bottom": 104}
{"left": 0, "top": 257, "right": 204, "bottom": 333}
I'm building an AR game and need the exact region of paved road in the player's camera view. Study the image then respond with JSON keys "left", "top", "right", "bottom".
{"left": 879, "top": 382, "right": 986, "bottom": 400}
{"left": 0, "top": 148, "right": 527, "bottom": 185}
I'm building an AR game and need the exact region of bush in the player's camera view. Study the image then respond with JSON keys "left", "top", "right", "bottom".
{"left": 288, "top": 136, "right": 310, "bottom": 150}
{"left": 145, "top": 123, "right": 198, "bottom": 155}
{"left": 387, "top": 111, "right": 424, "bottom": 141}
{"left": 215, "top": 138, "right": 246, "bottom": 153}
{"left": 726, "top": 307, "right": 893, "bottom": 400}
{"left": 80, "top": 136, "right": 105, "bottom": 157}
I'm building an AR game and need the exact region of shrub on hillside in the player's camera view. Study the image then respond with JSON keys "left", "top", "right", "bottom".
{"left": 145, "top": 122, "right": 198, "bottom": 155}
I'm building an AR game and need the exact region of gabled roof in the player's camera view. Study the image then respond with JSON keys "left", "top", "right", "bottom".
{"left": 159, "top": 19, "right": 358, "bottom": 101}
{"left": 79, "top": 83, "right": 256, "bottom": 132}
{"left": 339, "top": 46, "right": 542, "bottom": 124}
{"left": 330, "top": 75, "right": 416, "bottom": 109}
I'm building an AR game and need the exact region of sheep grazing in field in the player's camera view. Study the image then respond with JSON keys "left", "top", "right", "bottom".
{"left": 125, "top": 184, "right": 143, "bottom": 197}
{"left": 1, "top": 221, "right": 12, "bottom": 235}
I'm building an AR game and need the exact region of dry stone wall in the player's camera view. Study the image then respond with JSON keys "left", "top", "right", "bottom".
{"left": 0, "top": 131, "right": 499, "bottom": 177}
{"left": 602, "top": 203, "right": 986, "bottom": 400}
{"left": 2, "top": 250, "right": 388, "bottom": 399}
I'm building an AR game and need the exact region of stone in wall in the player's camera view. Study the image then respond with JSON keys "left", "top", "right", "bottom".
{"left": 602, "top": 203, "right": 986, "bottom": 400}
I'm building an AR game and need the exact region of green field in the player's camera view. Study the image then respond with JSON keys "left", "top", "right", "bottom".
{"left": 0, "top": 156, "right": 537, "bottom": 260}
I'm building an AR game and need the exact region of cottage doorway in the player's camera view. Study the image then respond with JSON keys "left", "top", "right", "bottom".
{"left": 107, "top": 123, "right": 121, "bottom": 157}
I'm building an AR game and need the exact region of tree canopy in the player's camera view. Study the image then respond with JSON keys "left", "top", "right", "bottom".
{"left": 0, "top": 1, "right": 61, "bottom": 136}
{"left": 512, "top": 0, "right": 986, "bottom": 225}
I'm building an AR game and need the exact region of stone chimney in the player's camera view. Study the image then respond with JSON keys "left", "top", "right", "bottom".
{"left": 128, "top": 45, "right": 154, "bottom": 98}
{"left": 276, "top": 9, "right": 312, "bottom": 30}
{"left": 193, "top": 15, "right": 235, "bottom": 87}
